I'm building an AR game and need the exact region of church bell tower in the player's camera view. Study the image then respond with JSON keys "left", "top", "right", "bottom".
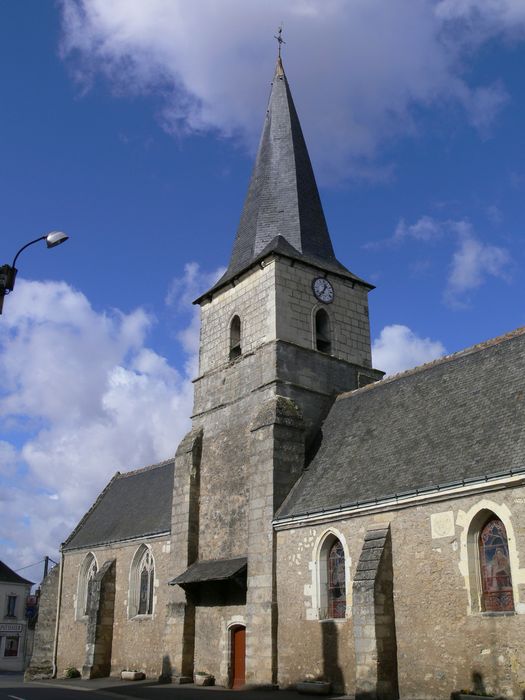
{"left": 170, "top": 52, "right": 383, "bottom": 688}
{"left": 194, "top": 54, "right": 381, "bottom": 432}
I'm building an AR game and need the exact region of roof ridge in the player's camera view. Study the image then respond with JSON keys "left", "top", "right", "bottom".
{"left": 117, "top": 457, "right": 174, "bottom": 479}
{"left": 338, "top": 325, "right": 525, "bottom": 402}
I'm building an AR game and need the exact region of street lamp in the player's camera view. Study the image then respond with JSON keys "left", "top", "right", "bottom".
{"left": 0, "top": 231, "right": 69, "bottom": 314}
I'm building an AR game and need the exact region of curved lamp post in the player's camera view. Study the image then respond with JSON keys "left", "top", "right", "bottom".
{"left": 0, "top": 231, "right": 69, "bottom": 314}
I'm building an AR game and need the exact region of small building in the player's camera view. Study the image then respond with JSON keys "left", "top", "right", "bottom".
{"left": 0, "top": 560, "right": 33, "bottom": 672}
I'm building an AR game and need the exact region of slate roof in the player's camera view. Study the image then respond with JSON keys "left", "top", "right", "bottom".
{"left": 169, "top": 557, "right": 247, "bottom": 587}
{"left": 277, "top": 327, "right": 525, "bottom": 520}
{"left": 62, "top": 459, "right": 175, "bottom": 551}
{"left": 196, "top": 58, "right": 368, "bottom": 302}
{"left": 0, "top": 560, "right": 33, "bottom": 585}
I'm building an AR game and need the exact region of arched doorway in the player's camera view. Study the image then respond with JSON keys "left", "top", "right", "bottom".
{"left": 230, "top": 625, "right": 246, "bottom": 689}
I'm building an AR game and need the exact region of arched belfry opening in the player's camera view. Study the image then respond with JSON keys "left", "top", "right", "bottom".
{"left": 229, "top": 315, "right": 241, "bottom": 360}
{"left": 315, "top": 308, "right": 332, "bottom": 354}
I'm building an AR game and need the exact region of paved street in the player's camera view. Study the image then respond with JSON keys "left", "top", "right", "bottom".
{"left": 0, "top": 674, "right": 327, "bottom": 700}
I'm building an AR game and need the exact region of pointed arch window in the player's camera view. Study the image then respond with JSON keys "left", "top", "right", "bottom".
{"left": 479, "top": 516, "right": 514, "bottom": 612}
{"left": 130, "top": 545, "right": 155, "bottom": 617}
{"left": 229, "top": 315, "right": 241, "bottom": 360}
{"left": 327, "top": 539, "right": 346, "bottom": 618}
{"left": 77, "top": 553, "right": 97, "bottom": 619}
{"left": 315, "top": 309, "right": 331, "bottom": 354}
{"left": 317, "top": 533, "right": 347, "bottom": 619}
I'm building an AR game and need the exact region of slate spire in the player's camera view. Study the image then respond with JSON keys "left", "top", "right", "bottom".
{"left": 199, "top": 55, "right": 368, "bottom": 301}
{"left": 228, "top": 56, "right": 340, "bottom": 274}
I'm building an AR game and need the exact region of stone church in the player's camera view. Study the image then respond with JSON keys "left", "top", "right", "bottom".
{"left": 28, "top": 56, "right": 525, "bottom": 700}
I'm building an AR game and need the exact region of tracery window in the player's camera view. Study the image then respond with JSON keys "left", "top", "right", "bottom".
{"left": 317, "top": 532, "right": 348, "bottom": 619}
{"left": 77, "top": 553, "right": 97, "bottom": 618}
{"left": 479, "top": 517, "right": 514, "bottom": 612}
{"left": 229, "top": 315, "right": 241, "bottom": 360}
{"left": 130, "top": 545, "right": 155, "bottom": 617}
{"left": 315, "top": 309, "right": 331, "bottom": 354}
{"left": 327, "top": 539, "right": 346, "bottom": 618}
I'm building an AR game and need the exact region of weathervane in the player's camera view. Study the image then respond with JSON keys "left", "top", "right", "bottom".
{"left": 274, "top": 25, "right": 285, "bottom": 58}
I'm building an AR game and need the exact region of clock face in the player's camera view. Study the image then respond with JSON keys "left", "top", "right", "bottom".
{"left": 312, "top": 277, "right": 334, "bottom": 304}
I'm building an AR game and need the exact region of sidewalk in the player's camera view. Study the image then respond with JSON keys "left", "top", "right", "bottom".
{"left": 19, "top": 675, "right": 346, "bottom": 700}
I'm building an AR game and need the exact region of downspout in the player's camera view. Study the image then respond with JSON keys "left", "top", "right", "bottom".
{"left": 52, "top": 548, "right": 65, "bottom": 678}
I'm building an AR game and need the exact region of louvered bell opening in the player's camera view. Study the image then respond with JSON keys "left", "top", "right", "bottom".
{"left": 316, "top": 309, "right": 332, "bottom": 354}
{"left": 229, "top": 315, "right": 242, "bottom": 360}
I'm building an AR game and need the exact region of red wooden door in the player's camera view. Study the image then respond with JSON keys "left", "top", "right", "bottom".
{"left": 231, "top": 626, "right": 246, "bottom": 689}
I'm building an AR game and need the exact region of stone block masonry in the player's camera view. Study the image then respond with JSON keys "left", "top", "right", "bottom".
{"left": 275, "top": 488, "right": 525, "bottom": 698}
{"left": 198, "top": 255, "right": 374, "bottom": 381}
{"left": 274, "top": 257, "right": 372, "bottom": 368}
{"left": 55, "top": 535, "right": 178, "bottom": 679}
{"left": 199, "top": 262, "right": 276, "bottom": 376}
{"left": 245, "top": 396, "right": 305, "bottom": 686}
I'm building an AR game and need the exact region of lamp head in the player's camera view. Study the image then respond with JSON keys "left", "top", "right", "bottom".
{"left": 45, "top": 231, "right": 69, "bottom": 249}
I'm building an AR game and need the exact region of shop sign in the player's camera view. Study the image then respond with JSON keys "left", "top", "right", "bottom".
{"left": 0, "top": 623, "right": 23, "bottom": 633}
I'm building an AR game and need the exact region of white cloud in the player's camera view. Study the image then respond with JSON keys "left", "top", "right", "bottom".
{"left": 57, "top": 0, "right": 524, "bottom": 182}
{"left": 435, "top": 0, "right": 525, "bottom": 37}
{"left": 376, "top": 216, "right": 512, "bottom": 307}
{"left": 372, "top": 324, "right": 446, "bottom": 376}
{"left": 0, "top": 264, "right": 218, "bottom": 576}
{"left": 165, "top": 261, "right": 225, "bottom": 311}
{"left": 166, "top": 262, "right": 225, "bottom": 377}
{"left": 394, "top": 216, "right": 445, "bottom": 243}
{"left": 444, "top": 221, "right": 511, "bottom": 307}
{"left": 0, "top": 441, "right": 18, "bottom": 477}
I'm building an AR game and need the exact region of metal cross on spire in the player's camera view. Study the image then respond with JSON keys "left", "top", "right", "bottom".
{"left": 274, "top": 25, "right": 285, "bottom": 58}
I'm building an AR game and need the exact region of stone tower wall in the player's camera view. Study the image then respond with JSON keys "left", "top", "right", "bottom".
{"left": 198, "top": 256, "right": 373, "bottom": 380}
{"left": 274, "top": 257, "right": 372, "bottom": 367}
{"left": 186, "top": 252, "right": 378, "bottom": 687}
{"left": 198, "top": 261, "right": 276, "bottom": 376}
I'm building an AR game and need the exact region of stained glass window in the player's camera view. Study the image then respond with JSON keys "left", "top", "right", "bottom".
{"left": 327, "top": 539, "right": 346, "bottom": 618}
{"left": 137, "top": 549, "right": 154, "bottom": 615}
{"left": 479, "top": 517, "right": 514, "bottom": 612}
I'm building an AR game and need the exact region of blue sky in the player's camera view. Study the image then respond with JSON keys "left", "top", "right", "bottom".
{"left": 1, "top": 0, "right": 525, "bottom": 585}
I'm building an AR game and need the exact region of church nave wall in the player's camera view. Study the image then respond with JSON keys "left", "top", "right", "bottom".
{"left": 275, "top": 485, "right": 525, "bottom": 699}
{"left": 56, "top": 536, "right": 176, "bottom": 680}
